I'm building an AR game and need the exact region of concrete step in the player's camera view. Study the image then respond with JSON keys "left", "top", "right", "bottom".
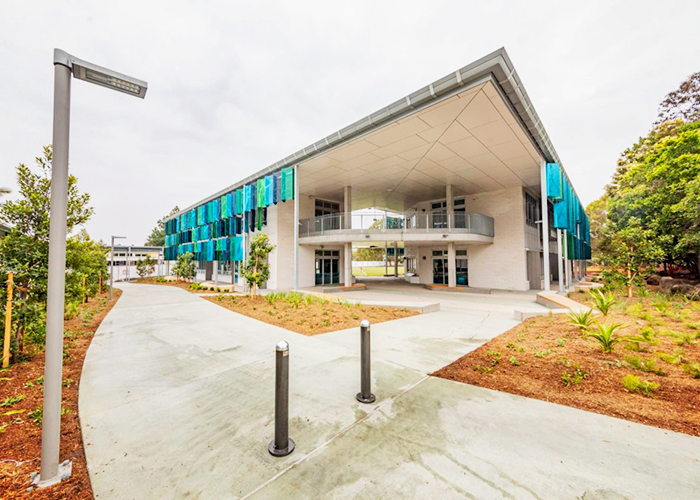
{"left": 536, "top": 291, "right": 590, "bottom": 312}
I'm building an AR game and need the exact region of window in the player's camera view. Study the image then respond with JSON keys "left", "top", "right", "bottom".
{"left": 197, "top": 261, "right": 206, "bottom": 271}
{"left": 525, "top": 193, "right": 540, "bottom": 228}
{"left": 218, "top": 261, "right": 232, "bottom": 275}
{"left": 315, "top": 199, "right": 340, "bottom": 217}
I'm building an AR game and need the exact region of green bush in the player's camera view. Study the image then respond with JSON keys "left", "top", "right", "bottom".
{"left": 561, "top": 364, "right": 588, "bottom": 386}
{"left": 624, "top": 355, "right": 665, "bottom": 376}
{"left": 589, "top": 289, "right": 617, "bottom": 316}
{"left": 589, "top": 321, "right": 624, "bottom": 353}
{"left": 568, "top": 308, "right": 594, "bottom": 331}
{"left": 682, "top": 361, "right": 700, "bottom": 378}
{"left": 621, "top": 374, "right": 659, "bottom": 397}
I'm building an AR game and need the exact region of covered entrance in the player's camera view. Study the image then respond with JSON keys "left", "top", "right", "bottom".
{"left": 315, "top": 249, "right": 340, "bottom": 285}
{"left": 432, "top": 250, "right": 468, "bottom": 286}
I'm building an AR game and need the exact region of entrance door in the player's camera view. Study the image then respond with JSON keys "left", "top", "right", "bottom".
{"left": 315, "top": 250, "right": 340, "bottom": 285}
{"left": 432, "top": 251, "right": 448, "bottom": 285}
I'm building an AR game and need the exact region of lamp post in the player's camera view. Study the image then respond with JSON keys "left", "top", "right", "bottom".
{"left": 38, "top": 49, "right": 147, "bottom": 487}
{"left": 110, "top": 236, "right": 126, "bottom": 300}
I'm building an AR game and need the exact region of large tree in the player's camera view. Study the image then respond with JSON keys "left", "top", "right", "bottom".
{"left": 0, "top": 145, "right": 95, "bottom": 353}
{"left": 145, "top": 206, "right": 180, "bottom": 246}
{"left": 655, "top": 71, "right": 700, "bottom": 125}
{"left": 598, "top": 120, "right": 700, "bottom": 278}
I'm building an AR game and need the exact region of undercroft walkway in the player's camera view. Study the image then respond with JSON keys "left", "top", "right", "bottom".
{"left": 80, "top": 283, "right": 700, "bottom": 499}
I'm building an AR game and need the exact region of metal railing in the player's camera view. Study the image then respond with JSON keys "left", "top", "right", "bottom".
{"left": 298, "top": 211, "right": 495, "bottom": 238}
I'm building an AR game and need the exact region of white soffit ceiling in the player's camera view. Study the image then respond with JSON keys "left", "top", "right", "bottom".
{"left": 298, "top": 80, "right": 544, "bottom": 211}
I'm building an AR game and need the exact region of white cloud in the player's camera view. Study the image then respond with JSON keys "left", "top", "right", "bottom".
{"left": 1, "top": 0, "right": 698, "bottom": 244}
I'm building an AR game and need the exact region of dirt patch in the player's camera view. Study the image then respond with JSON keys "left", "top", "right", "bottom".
{"left": 1, "top": 290, "right": 122, "bottom": 498}
{"left": 433, "top": 293, "right": 700, "bottom": 437}
{"left": 203, "top": 293, "right": 418, "bottom": 335}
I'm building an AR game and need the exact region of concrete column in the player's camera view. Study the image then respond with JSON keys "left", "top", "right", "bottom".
{"left": 540, "top": 162, "right": 550, "bottom": 291}
{"left": 446, "top": 184, "right": 453, "bottom": 229}
{"left": 557, "top": 229, "right": 564, "bottom": 293}
{"left": 213, "top": 260, "right": 218, "bottom": 285}
{"left": 344, "top": 243, "right": 352, "bottom": 287}
{"left": 293, "top": 165, "right": 299, "bottom": 290}
{"left": 384, "top": 241, "right": 388, "bottom": 276}
{"left": 447, "top": 241, "right": 456, "bottom": 288}
{"left": 394, "top": 242, "right": 399, "bottom": 277}
{"left": 563, "top": 229, "right": 569, "bottom": 290}
{"left": 343, "top": 185, "right": 352, "bottom": 230}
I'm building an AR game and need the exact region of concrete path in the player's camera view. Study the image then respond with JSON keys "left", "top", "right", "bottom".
{"left": 80, "top": 284, "right": 700, "bottom": 499}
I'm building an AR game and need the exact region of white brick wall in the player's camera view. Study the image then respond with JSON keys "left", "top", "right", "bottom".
{"left": 465, "top": 186, "right": 528, "bottom": 291}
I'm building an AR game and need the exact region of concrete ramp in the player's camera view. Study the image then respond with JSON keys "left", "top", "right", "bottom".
{"left": 536, "top": 291, "right": 590, "bottom": 312}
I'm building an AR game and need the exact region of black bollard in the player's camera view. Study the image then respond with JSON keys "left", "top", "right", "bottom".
{"left": 356, "top": 320, "right": 376, "bottom": 404}
{"left": 268, "top": 340, "right": 295, "bottom": 457}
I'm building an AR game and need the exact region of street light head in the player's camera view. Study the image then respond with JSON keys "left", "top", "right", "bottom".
{"left": 54, "top": 49, "right": 148, "bottom": 99}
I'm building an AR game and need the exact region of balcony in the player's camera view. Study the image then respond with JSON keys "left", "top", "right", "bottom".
{"left": 298, "top": 211, "right": 495, "bottom": 243}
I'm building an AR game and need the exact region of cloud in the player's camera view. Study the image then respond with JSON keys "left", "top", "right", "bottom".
{"left": 1, "top": 0, "right": 698, "bottom": 245}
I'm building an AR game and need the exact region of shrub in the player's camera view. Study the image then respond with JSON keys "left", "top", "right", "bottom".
{"left": 561, "top": 364, "right": 588, "bottom": 386}
{"left": 600, "top": 269, "right": 628, "bottom": 292}
{"left": 621, "top": 374, "right": 659, "bottom": 397}
{"left": 64, "top": 301, "right": 80, "bottom": 320}
{"left": 568, "top": 309, "right": 594, "bottom": 331}
{"left": 589, "top": 289, "right": 616, "bottom": 315}
{"left": 658, "top": 350, "right": 685, "bottom": 365}
{"left": 188, "top": 282, "right": 204, "bottom": 291}
{"left": 682, "top": 361, "right": 700, "bottom": 378}
{"left": 1, "top": 394, "right": 26, "bottom": 407}
{"left": 624, "top": 355, "right": 665, "bottom": 376}
{"left": 589, "top": 321, "right": 624, "bottom": 353}
{"left": 155, "top": 277, "right": 167, "bottom": 283}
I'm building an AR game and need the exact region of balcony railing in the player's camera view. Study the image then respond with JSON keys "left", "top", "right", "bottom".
{"left": 298, "top": 211, "right": 495, "bottom": 238}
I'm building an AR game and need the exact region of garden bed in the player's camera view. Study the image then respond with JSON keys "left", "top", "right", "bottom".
{"left": 433, "top": 291, "right": 700, "bottom": 437}
{"left": 0, "top": 290, "right": 121, "bottom": 499}
{"left": 203, "top": 292, "right": 418, "bottom": 335}
{"left": 135, "top": 277, "right": 234, "bottom": 293}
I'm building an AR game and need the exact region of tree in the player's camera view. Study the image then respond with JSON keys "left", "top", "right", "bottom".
{"left": 242, "top": 233, "right": 275, "bottom": 298}
{"left": 0, "top": 145, "right": 94, "bottom": 357}
{"left": 171, "top": 252, "right": 196, "bottom": 282}
{"left": 598, "top": 218, "right": 664, "bottom": 298}
{"left": 136, "top": 255, "right": 157, "bottom": 279}
{"left": 585, "top": 196, "right": 608, "bottom": 264}
{"left": 65, "top": 230, "right": 108, "bottom": 302}
{"left": 145, "top": 206, "right": 180, "bottom": 246}
{"left": 656, "top": 71, "right": 700, "bottom": 125}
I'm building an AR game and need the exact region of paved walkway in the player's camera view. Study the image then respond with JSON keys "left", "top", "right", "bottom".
{"left": 80, "top": 284, "right": 700, "bottom": 499}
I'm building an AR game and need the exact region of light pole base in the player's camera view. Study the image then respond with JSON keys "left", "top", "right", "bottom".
{"left": 268, "top": 438, "right": 295, "bottom": 457}
{"left": 30, "top": 459, "right": 72, "bottom": 489}
{"left": 356, "top": 392, "right": 376, "bottom": 404}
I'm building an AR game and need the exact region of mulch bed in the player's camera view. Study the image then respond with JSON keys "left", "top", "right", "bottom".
{"left": 203, "top": 294, "right": 418, "bottom": 335}
{"left": 134, "top": 277, "right": 229, "bottom": 293}
{"left": 1, "top": 290, "right": 122, "bottom": 498}
{"left": 433, "top": 293, "right": 700, "bottom": 437}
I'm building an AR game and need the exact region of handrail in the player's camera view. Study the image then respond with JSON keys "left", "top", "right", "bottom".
{"left": 298, "top": 211, "right": 494, "bottom": 238}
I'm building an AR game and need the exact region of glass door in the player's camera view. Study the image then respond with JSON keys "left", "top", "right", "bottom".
{"left": 315, "top": 250, "right": 340, "bottom": 285}
{"left": 432, "top": 250, "right": 448, "bottom": 285}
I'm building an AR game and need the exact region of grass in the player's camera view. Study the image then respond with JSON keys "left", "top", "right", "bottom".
{"left": 352, "top": 266, "right": 404, "bottom": 277}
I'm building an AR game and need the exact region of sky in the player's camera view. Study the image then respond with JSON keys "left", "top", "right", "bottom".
{"left": 1, "top": 1, "right": 699, "bottom": 246}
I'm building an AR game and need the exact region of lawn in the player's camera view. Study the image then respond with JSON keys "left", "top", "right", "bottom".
{"left": 352, "top": 265, "right": 404, "bottom": 277}
{"left": 0, "top": 290, "right": 122, "bottom": 499}
{"left": 433, "top": 289, "right": 700, "bottom": 437}
{"left": 204, "top": 291, "right": 417, "bottom": 335}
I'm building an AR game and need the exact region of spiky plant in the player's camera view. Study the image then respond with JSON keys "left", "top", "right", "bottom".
{"left": 589, "top": 321, "right": 625, "bottom": 353}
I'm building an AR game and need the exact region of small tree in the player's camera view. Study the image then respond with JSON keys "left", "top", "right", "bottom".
{"left": 145, "top": 206, "right": 180, "bottom": 246}
{"left": 599, "top": 218, "right": 664, "bottom": 298}
{"left": 242, "top": 233, "right": 275, "bottom": 298}
{"left": 136, "top": 256, "right": 157, "bottom": 279}
{"left": 171, "top": 252, "right": 196, "bottom": 282}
